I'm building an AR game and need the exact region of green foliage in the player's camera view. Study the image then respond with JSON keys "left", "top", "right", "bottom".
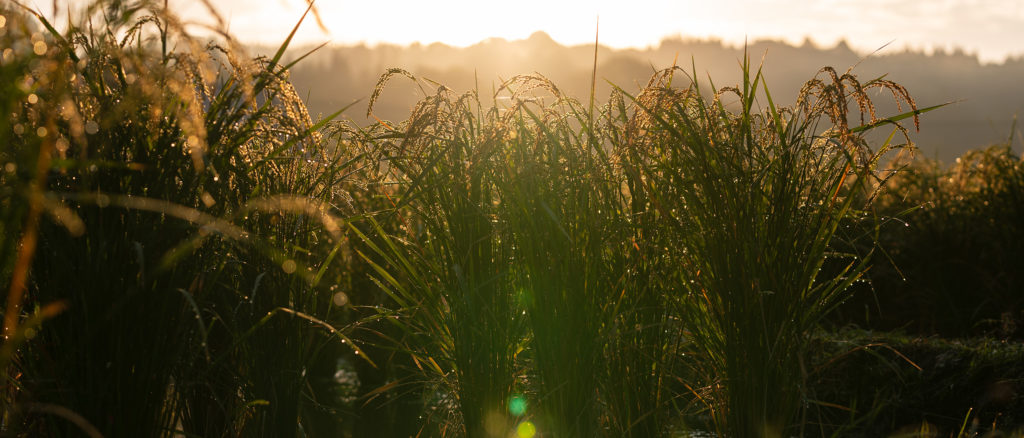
{"left": 6, "top": 1, "right": 989, "bottom": 437}
{"left": 1, "top": 2, "right": 365, "bottom": 435}
{"left": 353, "top": 71, "right": 685, "bottom": 436}
{"left": 810, "top": 329, "right": 1024, "bottom": 436}
{"left": 351, "top": 53, "right": 930, "bottom": 436}
{"left": 856, "top": 142, "right": 1024, "bottom": 338}
{"left": 615, "top": 57, "right": 923, "bottom": 436}
{"left": 350, "top": 71, "right": 526, "bottom": 436}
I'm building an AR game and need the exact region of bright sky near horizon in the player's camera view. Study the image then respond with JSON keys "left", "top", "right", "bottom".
{"left": 52, "top": 0, "right": 1024, "bottom": 63}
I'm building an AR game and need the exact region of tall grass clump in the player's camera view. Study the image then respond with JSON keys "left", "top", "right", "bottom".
{"left": 356, "top": 71, "right": 687, "bottom": 436}
{"left": 3, "top": 0, "right": 942, "bottom": 432}
{"left": 620, "top": 58, "right": 925, "bottom": 436}
{"left": 493, "top": 76, "right": 618, "bottom": 437}
{"left": 494, "top": 75, "right": 684, "bottom": 437}
{"left": 350, "top": 70, "right": 525, "bottom": 437}
{"left": 1, "top": 1, "right": 366, "bottom": 435}
{"left": 354, "top": 55, "right": 933, "bottom": 436}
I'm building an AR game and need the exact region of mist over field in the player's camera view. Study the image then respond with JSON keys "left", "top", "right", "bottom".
{"left": 280, "top": 32, "right": 1024, "bottom": 162}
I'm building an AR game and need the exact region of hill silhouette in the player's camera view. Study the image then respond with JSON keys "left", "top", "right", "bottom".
{"left": 279, "top": 32, "right": 1024, "bottom": 162}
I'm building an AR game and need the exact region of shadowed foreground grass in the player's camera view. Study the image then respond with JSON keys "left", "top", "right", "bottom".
{"left": 1, "top": 2, "right": 367, "bottom": 436}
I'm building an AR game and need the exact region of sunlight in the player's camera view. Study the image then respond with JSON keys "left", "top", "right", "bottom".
{"left": 51, "top": 0, "right": 1024, "bottom": 62}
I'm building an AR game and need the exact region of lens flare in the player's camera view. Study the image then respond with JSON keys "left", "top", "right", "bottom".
{"left": 281, "top": 259, "right": 297, "bottom": 274}
{"left": 508, "top": 395, "right": 527, "bottom": 416}
{"left": 516, "top": 421, "right": 536, "bottom": 438}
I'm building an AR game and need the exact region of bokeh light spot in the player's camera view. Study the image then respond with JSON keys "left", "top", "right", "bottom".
{"left": 282, "top": 259, "right": 297, "bottom": 274}
{"left": 508, "top": 395, "right": 527, "bottom": 416}
{"left": 483, "top": 410, "right": 505, "bottom": 436}
{"left": 516, "top": 421, "right": 536, "bottom": 438}
{"left": 332, "top": 291, "right": 349, "bottom": 306}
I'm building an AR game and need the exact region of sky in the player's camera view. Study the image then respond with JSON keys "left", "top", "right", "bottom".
{"left": 50, "top": 0, "right": 1024, "bottom": 63}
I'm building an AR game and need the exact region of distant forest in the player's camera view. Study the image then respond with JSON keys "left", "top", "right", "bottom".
{"left": 276, "top": 32, "right": 1024, "bottom": 162}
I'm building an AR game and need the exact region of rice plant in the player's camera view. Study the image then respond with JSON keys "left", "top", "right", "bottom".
{"left": 493, "top": 75, "right": 687, "bottom": 437}
{"left": 350, "top": 69, "right": 688, "bottom": 436}
{"left": 862, "top": 140, "right": 1024, "bottom": 338}
{"left": 1, "top": 1, "right": 367, "bottom": 435}
{"left": 350, "top": 69, "right": 525, "bottom": 437}
{"left": 3, "top": 1, "right": 949, "bottom": 435}
{"left": 616, "top": 57, "right": 926, "bottom": 436}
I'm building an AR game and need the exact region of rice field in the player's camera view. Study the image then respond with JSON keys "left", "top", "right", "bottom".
{"left": 1, "top": 2, "right": 1021, "bottom": 436}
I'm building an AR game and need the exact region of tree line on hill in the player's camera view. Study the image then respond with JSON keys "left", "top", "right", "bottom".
{"left": 274, "top": 31, "right": 1024, "bottom": 162}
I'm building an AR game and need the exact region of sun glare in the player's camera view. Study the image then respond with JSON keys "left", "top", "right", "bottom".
{"left": 57, "top": 0, "right": 1024, "bottom": 64}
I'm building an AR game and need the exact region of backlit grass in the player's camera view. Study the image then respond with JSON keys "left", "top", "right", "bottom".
{"left": 8, "top": 1, "right": 1014, "bottom": 437}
